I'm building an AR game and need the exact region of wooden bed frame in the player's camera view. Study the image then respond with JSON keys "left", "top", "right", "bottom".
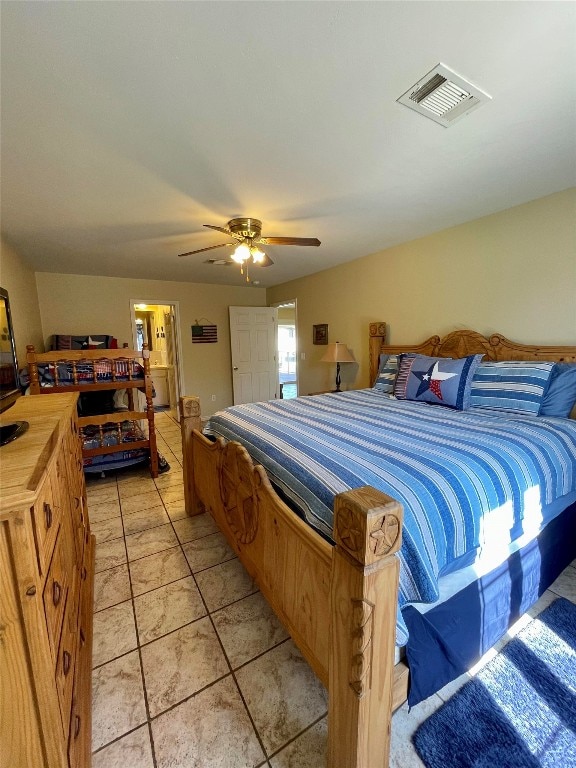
{"left": 26, "top": 344, "right": 159, "bottom": 477}
{"left": 180, "top": 326, "right": 576, "bottom": 767}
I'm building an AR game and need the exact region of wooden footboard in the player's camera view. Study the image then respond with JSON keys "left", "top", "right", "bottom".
{"left": 180, "top": 395, "right": 406, "bottom": 768}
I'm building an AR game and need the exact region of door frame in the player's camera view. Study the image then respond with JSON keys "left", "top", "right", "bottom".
{"left": 129, "top": 299, "right": 185, "bottom": 408}
{"left": 271, "top": 299, "right": 298, "bottom": 398}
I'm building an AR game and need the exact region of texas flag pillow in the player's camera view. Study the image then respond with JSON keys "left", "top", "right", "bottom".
{"left": 394, "top": 353, "right": 483, "bottom": 410}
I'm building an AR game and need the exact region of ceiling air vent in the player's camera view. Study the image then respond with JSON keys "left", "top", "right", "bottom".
{"left": 397, "top": 63, "right": 491, "bottom": 127}
{"left": 204, "top": 258, "right": 233, "bottom": 266}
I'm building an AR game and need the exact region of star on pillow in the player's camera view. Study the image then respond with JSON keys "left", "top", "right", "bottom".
{"left": 414, "top": 362, "right": 457, "bottom": 401}
{"left": 86, "top": 336, "right": 104, "bottom": 347}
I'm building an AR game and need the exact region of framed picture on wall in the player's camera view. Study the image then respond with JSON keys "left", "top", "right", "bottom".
{"left": 313, "top": 324, "right": 328, "bottom": 345}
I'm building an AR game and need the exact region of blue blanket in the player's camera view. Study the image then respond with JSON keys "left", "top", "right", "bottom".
{"left": 206, "top": 391, "right": 576, "bottom": 645}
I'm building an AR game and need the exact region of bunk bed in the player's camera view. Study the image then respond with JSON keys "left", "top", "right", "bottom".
{"left": 25, "top": 344, "right": 160, "bottom": 478}
{"left": 179, "top": 325, "right": 576, "bottom": 768}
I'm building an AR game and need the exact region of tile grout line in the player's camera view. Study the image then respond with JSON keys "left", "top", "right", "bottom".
{"left": 266, "top": 711, "right": 329, "bottom": 763}
{"left": 118, "top": 461, "right": 160, "bottom": 768}
{"left": 90, "top": 462, "right": 153, "bottom": 763}
{"left": 89, "top": 422, "right": 175, "bottom": 760}
{"left": 93, "top": 521, "right": 256, "bottom": 588}
{"left": 91, "top": 419, "right": 187, "bottom": 764}
{"left": 155, "top": 460, "right": 273, "bottom": 767}
{"left": 90, "top": 420, "right": 287, "bottom": 765}
{"left": 132, "top": 415, "right": 187, "bottom": 766}
{"left": 180, "top": 543, "right": 271, "bottom": 765}
{"left": 159, "top": 416, "right": 326, "bottom": 763}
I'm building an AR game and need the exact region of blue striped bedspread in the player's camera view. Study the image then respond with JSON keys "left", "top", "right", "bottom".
{"left": 205, "top": 390, "right": 576, "bottom": 645}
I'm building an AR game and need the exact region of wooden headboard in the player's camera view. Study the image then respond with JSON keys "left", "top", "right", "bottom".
{"left": 369, "top": 322, "right": 576, "bottom": 388}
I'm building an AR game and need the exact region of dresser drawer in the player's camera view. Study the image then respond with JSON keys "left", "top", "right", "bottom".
{"left": 69, "top": 486, "right": 86, "bottom": 568}
{"left": 68, "top": 536, "right": 94, "bottom": 768}
{"left": 42, "top": 529, "right": 69, "bottom": 661}
{"left": 55, "top": 596, "right": 77, "bottom": 735}
{"left": 63, "top": 438, "right": 88, "bottom": 565}
{"left": 33, "top": 474, "right": 61, "bottom": 576}
{"left": 68, "top": 621, "right": 89, "bottom": 768}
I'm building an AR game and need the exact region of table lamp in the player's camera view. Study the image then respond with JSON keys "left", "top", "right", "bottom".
{"left": 320, "top": 342, "right": 356, "bottom": 392}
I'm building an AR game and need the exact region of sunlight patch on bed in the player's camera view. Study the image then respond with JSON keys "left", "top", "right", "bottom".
{"left": 521, "top": 485, "right": 544, "bottom": 538}
{"left": 477, "top": 500, "right": 514, "bottom": 568}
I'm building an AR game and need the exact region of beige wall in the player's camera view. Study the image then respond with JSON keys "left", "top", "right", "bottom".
{"left": 35, "top": 273, "right": 266, "bottom": 415}
{"left": 267, "top": 189, "right": 576, "bottom": 395}
{"left": 277, "top": 305, "right": 296, "bottom": 324}
{"left": 0, "top": 238, "right": 44, "bottom": 363}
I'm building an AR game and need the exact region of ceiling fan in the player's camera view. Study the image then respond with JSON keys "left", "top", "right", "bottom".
{"left": 178, "top": 217, "right": 321, "bottom": 280}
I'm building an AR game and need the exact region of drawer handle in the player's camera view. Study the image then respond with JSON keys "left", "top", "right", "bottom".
{"left": 80, "top": 628, "right": 86, "bottom": 646}
{"left": 44, "top": 502, "right": 53, "bottom": 529}
{"left": 75, "top": 496, "right": 81, "bottom": 509}
{"left": 63, "top": 650, "right": 72, "bottom": 676}
{"left": 81, "top": 566, "right": 87, "bottom": 580}
{"left": 77, "top": 459, "right": 82, "bottom": 472}
{"left": 52, "top": 580, "right": 62, "bottom": 606}
{"left": 74, "top": 715, "right": 81, "bottom": 739}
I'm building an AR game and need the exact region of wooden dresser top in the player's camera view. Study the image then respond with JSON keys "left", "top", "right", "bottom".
{"left": 0, "top": 393, "right": 78, "bottom": 512}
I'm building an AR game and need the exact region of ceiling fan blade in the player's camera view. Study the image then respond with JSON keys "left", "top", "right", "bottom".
{"left": 259, "top": 237, "right": 321, "bottom": 246}
{"left": 203, "top": 224, "right": 242, "bottom": 240}
{"left": 178, "top": 242, "right": 233, "bottom": 257}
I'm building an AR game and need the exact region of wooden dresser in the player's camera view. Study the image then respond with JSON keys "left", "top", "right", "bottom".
{"left": 0, "top": 393, "right": 95, "bottom": 768}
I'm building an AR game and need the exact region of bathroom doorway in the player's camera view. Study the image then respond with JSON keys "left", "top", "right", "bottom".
{"left": 130, "top": 300, "right": 184, "bottom": 420}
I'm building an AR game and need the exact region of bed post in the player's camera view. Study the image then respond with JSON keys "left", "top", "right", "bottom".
{"left": 369, "top": 322, "right": 387, "bottom": 386}
{"left": 26, "top": 345, "right": 41, "bottom": 394}
{"left": 179, "top": 395, "right": 203, "bottom": 516}
{"left": 142, "top": 343, "right": 159, "bottom": 477}
{"left": 328, "top": 486, "right": 403, "bottom": 768}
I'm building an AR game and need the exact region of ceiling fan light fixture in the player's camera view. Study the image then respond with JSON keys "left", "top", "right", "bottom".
{"left": 250, "top": 247, "right": 266, "bottom": 264}
{"left": 178, "top": 217, "right": 320, "bottom": 279}
{"left": 232, "top": 243, "right": 250, "bottom": 263}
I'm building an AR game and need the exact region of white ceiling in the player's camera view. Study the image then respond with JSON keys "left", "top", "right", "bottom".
{"left": 1, "top": 1, "right": 575, "bottom": 288}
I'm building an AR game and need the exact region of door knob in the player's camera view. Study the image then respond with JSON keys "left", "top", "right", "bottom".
{"left": 233, "top": 366, "right": 238, "bottom": 371}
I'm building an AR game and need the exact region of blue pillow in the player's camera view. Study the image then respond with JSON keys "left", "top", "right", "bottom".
{"left": 470, "top": 361, "right": 555, "bottom": 416}
{"left": 539, "top": 363, "right": 576, "bottom": 418}
{"left": 394, "top": 354, "right": 483, "bottom": 410}
{"left": 373, "top": 353, "right": 401, "bottom": 394}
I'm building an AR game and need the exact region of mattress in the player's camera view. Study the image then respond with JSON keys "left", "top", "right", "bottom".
{"left": 205, "top": 390, "right": 576, "bottom": 646}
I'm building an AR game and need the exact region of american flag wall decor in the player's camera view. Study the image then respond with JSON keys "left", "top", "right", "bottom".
{"left": 191, "top": 324, "right": 218, "bottom": 344}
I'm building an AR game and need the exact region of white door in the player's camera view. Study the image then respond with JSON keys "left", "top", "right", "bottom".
{"left": 229, "top": 306, "right": 278, "bottom": 405}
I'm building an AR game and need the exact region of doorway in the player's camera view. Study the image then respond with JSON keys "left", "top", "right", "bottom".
{"left": 130, "top": 300, "right": 184, "bottom": 420}
{"left": 273, "top": 300, "right": 298, "bottom": 399}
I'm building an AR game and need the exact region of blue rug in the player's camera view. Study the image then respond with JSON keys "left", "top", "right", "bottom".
{"left": 412, "top": 597, "right": 576, "bottom": 768}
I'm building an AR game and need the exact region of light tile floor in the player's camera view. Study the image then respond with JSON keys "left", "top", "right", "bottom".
{"left": 88, "top": 411, "right": 576, "bottom": 767}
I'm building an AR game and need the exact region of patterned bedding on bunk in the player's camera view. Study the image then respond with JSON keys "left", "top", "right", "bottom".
{"left": 82, "top": 420, "right": 149, "bottom": 471}
{"left": 205, "top": 390, "right": 576, "bottom": 645}
{"left": 19, "top": 360, "right": 146, "bottom": 388}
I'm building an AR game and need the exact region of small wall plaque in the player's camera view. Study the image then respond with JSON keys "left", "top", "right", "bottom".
{"left": 192, "top": 324, "right": 217, "bottom": 344}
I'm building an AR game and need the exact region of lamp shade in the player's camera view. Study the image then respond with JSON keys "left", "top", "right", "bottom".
{"left": 320, "top": 342, "right": 356, "bottom": 363}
